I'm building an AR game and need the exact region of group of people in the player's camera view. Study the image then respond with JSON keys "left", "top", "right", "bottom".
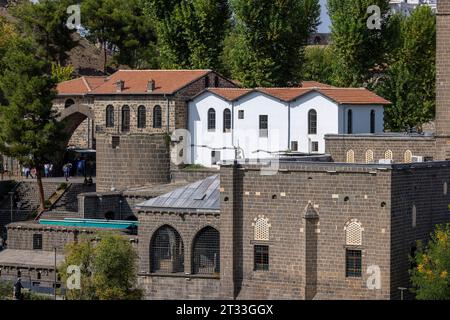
{"left": 22, "top": 163, "right": 54, "bottom": 179}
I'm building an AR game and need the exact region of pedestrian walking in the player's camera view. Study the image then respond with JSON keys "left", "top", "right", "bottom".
{"left": 63, "top": 163, "right": 72, "bottom": 181}
{"left": 44, "top": 164, "right": 50, "bottom": 178}
{"left": 49, "top": 163, "right": 54, "bottom": 177}
{"left": 13, "top": 278, "right": 24, "bottom": 300}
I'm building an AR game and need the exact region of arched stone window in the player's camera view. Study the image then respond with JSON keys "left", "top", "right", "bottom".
{"left": 153, "top": 105, "right": 162, "bottom": 128}
{"left": 370, "top": 110, "right": 376, "bottom": 134}
{"left": 345, "top": 219, "right": 363, "bottom": 246}
{"left": 192, "top": 227, "right": 220, "bottom": 275}
{"left": 137, "top": 105, "right": 146, "bottom": 129}
{"left": 204, "top": 76, "right": 210, "bottom": 88}
{"left": 208, "top": 108, "right": 216, "bottom": 131}
{"left": 214, "top": 76, "right": 219, "bottom": 88}
{"left": 150, "top": 225, "right": 184, "bottom": 273}
{"left": 308, "top": 109, "right": 317, "bottom": 135}
{"left": 106, "top": 105, "right": 114, "bottom": 128}
{"left": 65, "top": 99, "right": 75, "bottom": 109}
{"left": 121, "top": 105, "right": 130, "bottom": 132}
{"left": 346, "top": 150, "right": 355, "bottom": 163}
{"left": 223, "top": 108, "right": 231, "bottom": 132}
{"left": 347, "top": 109, "right": 353, "bottom": 134}
{"left": 404, "top": 150, "right": 412, "bottom": 163}
{"left": 365, "top": 150, "right": 374, "bottom": 164}
{"left": 385, "top": 150, "right": 393, "bottom": 160}
{"left": 253, "top": 215, "right": 271, "bottom": 241}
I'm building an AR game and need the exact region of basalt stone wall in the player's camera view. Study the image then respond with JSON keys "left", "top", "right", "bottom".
{"left": 220, "top": 163, "right": 392, "bottom": 300}
{"left": 96, "top": 134, "right": 170, "bottom": 192}
{"left": 137, "top": 209, "right": 220, "bottom": 300}
{"left": 171, "top": 169, "right": 220, "bottom": 183}
{"left": 389, "top": 163, "right": 450, "bottom": 300}
{"left": 436, "top": 0, "right": 450, "bottom": 159}
{"left": 325, "top": 135, "right": 436, "bottom": 163}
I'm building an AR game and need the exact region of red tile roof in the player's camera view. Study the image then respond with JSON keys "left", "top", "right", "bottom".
{"left": 91, "top": 70, "right": 213, "bottom": 95}
{"left": 300, "top": 81, "right": 335, "bottom": 88}
{"left": 203, "top": 87, "right": 390, "bottom": 105}
{"left": 56, "top": 76, "right": 107, "bottom": 95}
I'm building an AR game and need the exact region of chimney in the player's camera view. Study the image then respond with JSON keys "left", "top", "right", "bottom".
{"left": 116, "top": 80, "right": 124, "bottom": 92}
{"left": 147, "top": 79, "right": 156, "bottom": 93}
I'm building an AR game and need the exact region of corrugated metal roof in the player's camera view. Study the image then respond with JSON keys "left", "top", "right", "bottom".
{"left": 135, "top": 175, "right": 220, "bottom": 212}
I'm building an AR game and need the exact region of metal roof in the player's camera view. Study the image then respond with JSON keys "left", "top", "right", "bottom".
{"left": 135, "top": 175, "right": 220, "bottom": 212}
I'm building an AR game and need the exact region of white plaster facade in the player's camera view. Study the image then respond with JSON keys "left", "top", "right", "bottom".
{"left": 188, "top": 90, "right": 385, "bottom": 167}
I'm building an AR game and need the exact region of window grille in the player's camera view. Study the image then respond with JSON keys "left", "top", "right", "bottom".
{"left": 345, "top": 220, "right": 363, "bottom": 246}
{"left": 347, "top": 110, "right": 353, "bottom": 134}
{"left": 208, "top": 108, "right": 216, "bottom": 131}
{"left": 192, "top": 227, "right": 220, "bottom": 275}
{"left": 33, "top": 234, "right": 43, "bottom": 250}
{"left": 223, "top": 109, "right": 231, "bottom": 132}
{"left": 106, "top": 105, "right": 114, "bottom": 128}
{"left": 259, "top": 115, "right": 268, "bottom": 138}
{"left": 365, "top": 150, "right": 374, "bottom": 164}
{"left": 254, "top": 245, "right": 269, "bottom": 271}
{"left": 346, "top": 249, "right": 362, "bottom": 277}
{"left": 404, "top": 150, "right": 412, "bottom": 163}
{"left": 311, "top": 141, "right": 319, "bottom": 153}
{"left": 137, "top": 106, "right": 146, "bottom": 128}
{"left": 253, "top": 216, "right": 270, "bottom": 241}
{"left": 385, "top": 150, "right": 393, "bottom": 160}
{"left": 291, "top": 141, "right": 298, "bottom": 152}
{"left": 238, "top": 110, "right": 244, "bottom": 119}
{"left": 308, "top": 109, "right": 317, "bottom": 135}
{"left": 370, "top": 110, "right": 376, "bottom": 133}
{"left": 346, "top": 150, "right": 355, "bottom": 163}
{"left": 150, "top": 226, "right": 184, "bottom": 273}
{"left": 121, "top": 105, "right": 130, "bottom": 132}
{"left": 153, "top": 105, "right": 162, "bottom": 128}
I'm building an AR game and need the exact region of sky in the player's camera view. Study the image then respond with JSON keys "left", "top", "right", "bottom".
{"left": 319, "top": 0, "right": 331, "bottom": 33}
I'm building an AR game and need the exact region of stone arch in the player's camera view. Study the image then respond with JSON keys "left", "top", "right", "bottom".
{"left": 149, "top": 224, "right": 184, "bottom": 273}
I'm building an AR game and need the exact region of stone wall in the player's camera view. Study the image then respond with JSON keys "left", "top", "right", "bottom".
{"left": 171, "top": 168, "right": 220, "bottom": 183}
{"left": 96, "top": 134, "right": 171, "bottom": 192}
{"left": 436, "top": 0, "right": 450, "bottom": 159}
{"left": 325, "top": 134, "right": 436, "bottom": 163}
{"left": 137, "top": 209, "right": 220, "bottom": 299}
{"left": 219, "top": 161, "right": 450, "bottom": 300}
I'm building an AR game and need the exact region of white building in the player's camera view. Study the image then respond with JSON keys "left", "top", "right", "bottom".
{"left": 389, "top": 0, "right": 437, "bottom": 15}
{"left": 188, "top": 83, "right": 390, "bottom": 168}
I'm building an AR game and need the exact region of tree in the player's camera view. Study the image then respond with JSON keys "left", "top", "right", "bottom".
{"left": 226, "top": 0, "right": 320, "bottom": 87}
{"left": 410, "top": 224, "right": 450, "bottom": 300}
{"left": 60, "top": 233, "right": 142, "bottom": 300}
{"left": 302, "top": 46, "right": 334, "bottom": 85}
{"left": 10, "top": 0, "right": 78, "bottom": 65}
{"left": 0, "top": 36, "right": 66, "bottom": 212}
{"left": 327, "top": 0, "right": 391, "bottom": 87}
{"left": 147, "top": 0, "right": 230, "bottom": 71}
{"left": 81, "top": 0, "right": 158, "bottom": 71}
{"left": 51, "top": 62, "right": 75, "bottom": 83}
{"left": 375, "top": 6, "right": 436, "bottom": 131}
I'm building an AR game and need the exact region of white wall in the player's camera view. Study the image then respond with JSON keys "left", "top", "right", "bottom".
{"left": 189, "top": 91, "right": 386, "bottom": 167}
{"left": 290, "top": 92, "right": 339, "bottom": 153}
{"left": 233, "top": 92, "right": 289, "bottom": 161}
{"left": 339, "top": 105, "right": 384, "bottom": 134}
{"left": 188, "top": 93, "right": 234, "bottom": 167}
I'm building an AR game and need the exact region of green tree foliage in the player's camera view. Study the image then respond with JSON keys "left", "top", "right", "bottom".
{"left": 226, "top": 0, "right": 320, "bottom": 87}
{"left": 0, "top": 281, "right": 13, "bottom": 300}
{"left": 10, "top": 0, "right": 78, "bottom": 65}
{"left": 302, "top": 46, "right": 334, "bottom": 85}
{"left": 81, "top": 0, "right": 158, "bottom": 71}
{"left": 410, "top": 224, "right": 450, "bottom": 300}
{"left": 146, "top": 0, "right": 230, "bottom": 71}
{"left": 327, "top": 0, "right": 391, "bottom": 87}
{"left": 60, "top": 233, "right": 142, "bottom": 300}
{"left": 375, "top": 7, "right": 436, "bottom": 131}
{"left": 51, "top": 62, "right": 75, "bottom": 83}
{"left": 0, "top": 37, "right": 66, "bottom": 211}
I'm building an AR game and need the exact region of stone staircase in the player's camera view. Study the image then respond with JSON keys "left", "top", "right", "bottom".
{"left": 0, "top": 181, "right": 60, "bottom": 228}
{"left": 50, "top": 183, "right": 96, "bottom": 213}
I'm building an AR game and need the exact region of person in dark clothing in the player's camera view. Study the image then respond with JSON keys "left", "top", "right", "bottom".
{"left": 13, "top": 278, "right": 23, "bottom": 300}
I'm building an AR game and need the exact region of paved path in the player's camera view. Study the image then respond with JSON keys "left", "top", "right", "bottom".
{"left": 11, "top": 177, "right": 96, "bottom": 184}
